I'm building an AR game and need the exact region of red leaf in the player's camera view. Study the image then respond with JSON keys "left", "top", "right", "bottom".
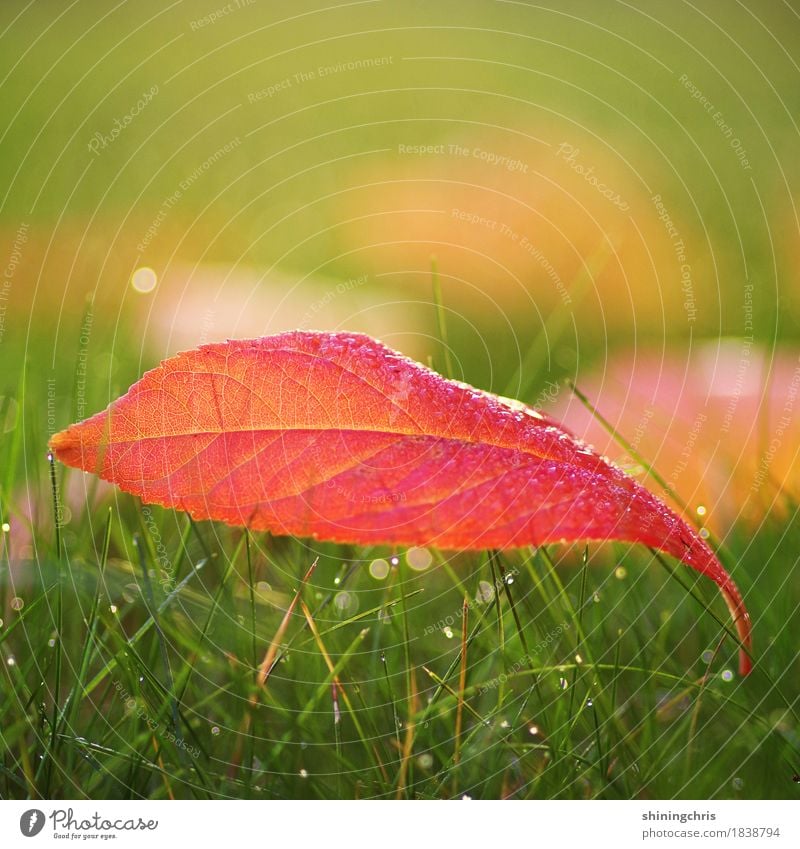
{"left": 49, "top": 331, "right": 752, "bottom": 674}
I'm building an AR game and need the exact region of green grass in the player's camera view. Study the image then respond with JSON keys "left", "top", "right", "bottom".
{"left": 1, "top": 363, "right": 799, "bottom": 800}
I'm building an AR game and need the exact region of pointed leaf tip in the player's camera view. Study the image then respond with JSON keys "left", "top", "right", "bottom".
{"left": 49, "top": 330, "right": 752, "bottom": 674}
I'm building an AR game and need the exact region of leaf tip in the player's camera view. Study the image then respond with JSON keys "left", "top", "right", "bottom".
{"left": 48, "top": 425, "right": 82, "bottom": 469}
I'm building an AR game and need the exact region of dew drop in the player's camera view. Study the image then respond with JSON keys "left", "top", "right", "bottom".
{"left": 476, "top": 580, "right": 494, "bottom": 603}
{"left": 443, "top": 626, "right": 453, "bottom": 639}
{"left": 699, "top": 528, "right": 710, "bottom": 539}
{"left": 7, "top": 656, "right": 16, "bottom": 666}
{"left": 333, "top": 591, "right": 358, "bottom": 615}
{"left": 504, "top": 573, "right": 514, "bottom": 585}
{"left": 390, "top": 556, "right": 400, "bottom": 567}
{"left": 721, "top": 669, "right": 734, "bottom": 682}
{"left": 48, "top": 638, "right": 56, "bottom": 648}
{"left": 109, "top": 605, "right": 118, "bottom": 614}
{"left": 586, "top": 698, "right": 593, "bottom": 708}
{"left": 696, "top": 505, "right": 707, "bottom": 517}
{"left": 1, "top": 522, "right": 9, "bottom": 533}
{"left": 528, "top": 725, "right": 539, "bottom": 735}
{"left": 122, "top": 584, "right": 139, "bottom": 604}
{"left": 211, "top": 726, "right": 220, "bottom": 736}
{"left": 559, "top": 678, "right": 568, "bottom": 690}
{"left": 369, "top": 558, "right": 390, "bottom": 580}
{"left": 10, "top": 597, "right": 23, "bottom": 611}
{"left": 131, "top": 266, "right": 158, "bottom": 294}
{"left": 732, "top": 777, "right": 744, "bottom": 790}
{"left": 701, "top": 650, "right": 714, "bottom": 664}
{"left": 416, "top": 753, "right": 433, "bottom": 770}
{"left": 614, "top": 566, "right": 627, "bottom": 580}
{"left": 299, "top": 768, "right": 308, "bottom": 778}
{"left": 407, "top": 547, "right": 432, "bottom": 571}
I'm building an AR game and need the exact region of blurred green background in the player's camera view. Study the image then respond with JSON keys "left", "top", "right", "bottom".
{"left": 3, "top": 0, "right": 799, "bottom": 374}
{"left": 1, "top": 0, "right": 799, "bottom": 801}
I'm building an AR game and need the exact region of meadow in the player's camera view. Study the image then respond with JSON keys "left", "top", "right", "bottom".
{"left": 1, "top": 0, "right": 799, "bottom": 800}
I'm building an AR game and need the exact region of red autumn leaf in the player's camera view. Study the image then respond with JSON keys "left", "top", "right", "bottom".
{"left": 49, "top": 331, "right": 752, "bottom": 674}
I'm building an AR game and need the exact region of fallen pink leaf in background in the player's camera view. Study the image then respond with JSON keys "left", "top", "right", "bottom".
{"left": 547, "top": 344, "right": 800, "bottom": 531}
{"left": 49, "top": 331, "right": 752, "bottom": 674}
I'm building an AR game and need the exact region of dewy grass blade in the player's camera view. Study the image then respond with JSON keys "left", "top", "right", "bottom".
{"left": 42, "top": 452, "right": 65, "bottom": 796}
{"left": 62, "top": 507, "right": 113, "bottom": 777}
{"left": 81, "top": 558, "right": 206, "bottom": 699}
{"left": 133, "top": 533, "right": 181, "bottom": 757}
{"left": 245, "top": 533, "right": 257, "bottom": 670}
{"left": 418, "top": 588, "right": 500, "bottom": 726}
{"left": 256, "top": 558, "right": 317, "bottom": 689}
{"left": 567, "top": 379, "right": 688, "bottom": 514}
{"left": 567, "top": 547, "right": 591, "bottom": 727}
{"left": 176, "top": 554, "right": 236, "bottom": 706}
{"left": 488, "top": 552, "right": 507, "bottom": 708}
{"left": 380, "top": 648, "right": 402, "bottom": 761}
{"left": 430, "top": 255, "right": 454, "bottom": 380}
{"left": 452, "top": 596, "right": 469, "bottom": 794}
{"left": 288, "top": 603, "right": 387, "bottom": 789}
